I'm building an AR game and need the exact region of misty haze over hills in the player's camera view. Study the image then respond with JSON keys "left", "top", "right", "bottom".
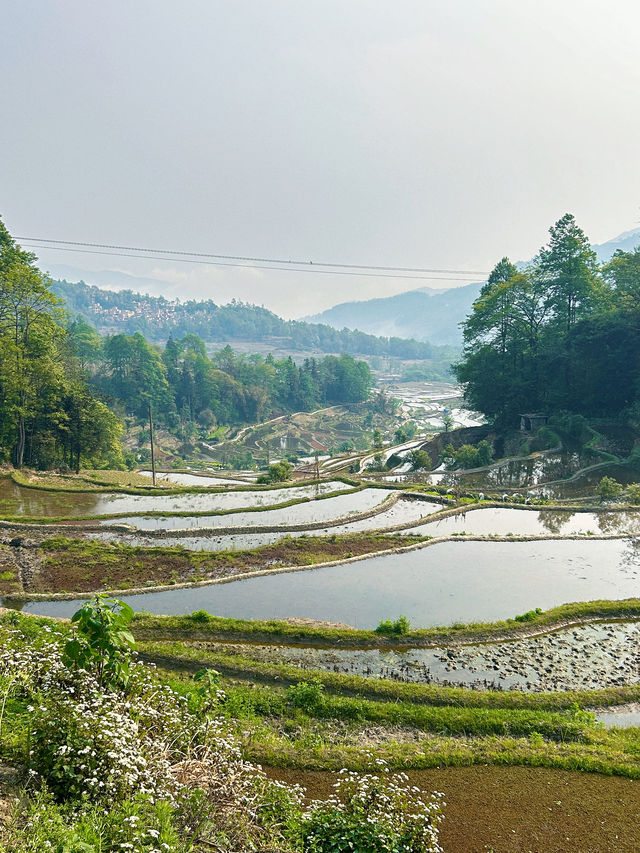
{"left": 306, "top": 282, "right": 482, "bottom": 346}
{"left": 305, "top": 228, "right": 640, "bottom": 346}
{"left": 41, "top": 226, "right": 640, "bottom": 349}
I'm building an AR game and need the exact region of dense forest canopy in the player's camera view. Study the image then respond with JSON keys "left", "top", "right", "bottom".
{"left": 0, "top": 220, "right": 122, "bottom": 470}
{"left": 455, "top": 214, "right": 640, "bottom": 428}
{"left": 51, "top": 278, "right": 446, "bottom": 361}
{"left": 77, "top": 327, "right": 374, "bottom": 427}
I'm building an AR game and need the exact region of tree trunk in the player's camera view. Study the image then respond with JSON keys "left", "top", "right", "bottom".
{"left": 15, "top": 416, "right": 25, "bottom": 468}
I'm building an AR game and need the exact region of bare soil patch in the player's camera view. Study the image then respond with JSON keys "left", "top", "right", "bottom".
{"left": 268, "top": 765, "right": 640, "bottom": 852}
{"left": 33, "top": 533, "right": 420, "bottom": 594}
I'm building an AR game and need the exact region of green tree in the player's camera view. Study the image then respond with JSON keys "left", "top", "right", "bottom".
{"left": 603, "top": 247, "right": 640, "bottom": 312}
{"left": 538, "top": 213, "right": 599, "bottom": 334}
{"left": 475, "top": 439, "right": 492, "bottom": 466}
{"left": 597, "top": 476, "right": 623, "bottom": 502}
{"left": 410, "top": 449, "right": 432, "bottom": 471}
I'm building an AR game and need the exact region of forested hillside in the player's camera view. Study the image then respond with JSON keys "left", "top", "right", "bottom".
{"left": 0, "top": 220, "right": 123, "bottom": 471}
{"left": 73, "top": 321, "right": 373, "bottom": 427}
{"left": 52, "top": 279, "right": 445, "bottom": 361}
{"left": 0, "top": 219, "right": 378, "bottom": 471}
{"left": 456, "top": 214, "right": 640, "bottom": 428}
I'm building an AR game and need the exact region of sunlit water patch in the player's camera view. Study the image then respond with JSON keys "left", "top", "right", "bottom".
{"left": 317, "top": 498, "right": 444, "bottom": 533}
{"left": 595, "top": 704, "right": 640, "bottom": 728}
{"left": 100, "top": 488, "right": 394, "bottom": 530}
{"left": 409, "top": 507, "right": 640, "bottom": 537}
{"left": 138, "top": 471, "right": 249, "bottom": 486}
{"left": 16, "top": 538, "right": 640, "bottom": 624}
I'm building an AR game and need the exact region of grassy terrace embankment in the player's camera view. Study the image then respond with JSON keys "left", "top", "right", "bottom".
{"left": 138, "top": 636, "right": 640, "bottom": 710}
{"left": 135, "top": 623, "right": 640, "bottom": 778}
{"left": 3, "top": 609, "right": 640, "bottom": 783}
{"left": 131, "top": 599, "right": 640, "bottom": 647}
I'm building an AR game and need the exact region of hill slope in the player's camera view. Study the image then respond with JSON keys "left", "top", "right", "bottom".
{"left": 305, "top": 281, "right": 483, "bottom": 346}
{"left": 305, "top": 227, "right": 640, "bottom": 345}
{"left": 51, "top": 279, "right": 455, "bottom": 366}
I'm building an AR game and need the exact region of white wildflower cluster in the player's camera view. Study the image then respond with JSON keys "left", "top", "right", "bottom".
{"left": 303, "top": 759, "right": 445, "bottom": 853}
{"left": 0, "top": 625, "right": 79, "bottom": 694}
{"left": 0, "top": 626, "right": 303, "bottom": 848}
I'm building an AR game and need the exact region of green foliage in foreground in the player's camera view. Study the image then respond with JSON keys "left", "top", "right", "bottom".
{"left": 303, "top": 769, "right": 443, "bottom": 853}
{"left": 63, "top": 594, "right": 135, "bottom": 687}
{"left": 0, "top": 607, "right": 444, "bottom": 852}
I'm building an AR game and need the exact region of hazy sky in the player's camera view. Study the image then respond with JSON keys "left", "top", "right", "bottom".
{"left": 2, "top": 0, "right": 639, "bottom": 317}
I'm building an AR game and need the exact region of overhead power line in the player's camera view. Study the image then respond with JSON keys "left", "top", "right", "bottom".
{"left": 16, "top": 235, "right": 490, "bottom": 279}
{"left": 23, "top": 244, "right": 482, "bottom": 283}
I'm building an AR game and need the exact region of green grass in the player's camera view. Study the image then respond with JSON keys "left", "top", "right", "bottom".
{"left": 132, "top": 598, "right": 640, "bottom": 648}
{"left": 32, "top": 531, "right": 430, "bottom": 595}
{"left": 202, "top": 682, "right": 598, "bottom": 742}
{"left": 139, "top": 639, "right": 640, "bottom": 711}
{"left": 3, "top": 610, "right": 640, "bottom": 780}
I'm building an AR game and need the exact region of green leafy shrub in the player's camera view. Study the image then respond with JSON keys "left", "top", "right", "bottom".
{"left": 62, "top": 595, "right": 135, "bottom": 688}
{"left": 597, "top": 476, "right": 623, "bottom": 502}
{"left": 410, "top": 449, "right": 432, "bottom": 471}
{"left": 375, "top": 615, "right": 411, "bottom": 636}
{"left": 189, "top": 609, "right": 211, "bottom": 623}
{"left": 287, "top": 679, "right": 325, "bottom": 712}
{"left": 257, "top": 460, "right": 293, "bottom": 484}
{"left": 626, "top": 483, "right": 640, "bottom": 504}
{"left": 514, "top": 608, "right": 543, "bottom": 623}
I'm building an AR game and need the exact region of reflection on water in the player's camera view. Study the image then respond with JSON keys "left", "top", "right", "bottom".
{"left": 15, "top": 538, "right": 640, "bottom": 627}
{"left": 0, "top": 477, "right": 347, "bottom": 518}
{"left": 394, "top": 455, "right": 640, "bottom": 500}
{"left": 533, "top": 463, "right": 640, "bottom": 500}
{"left": 409, "top": 507, "right": 640, "bottom": 537}
{"left": 138, "top": 471, "right": 248, "bottom": 486}
{"left": 431, "top": 452, "right": 591, "bottom": 491}
{"left": 87, "top": 530, "right": 302, "bottom": 551}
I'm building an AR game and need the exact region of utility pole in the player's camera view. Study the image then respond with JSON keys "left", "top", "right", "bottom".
{"left": 148, "top": 403, "right": 156, "bottom": 487}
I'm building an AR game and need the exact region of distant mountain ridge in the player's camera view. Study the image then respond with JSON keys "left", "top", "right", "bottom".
{"left": 51, "top": 279, "right": 454, "bottom": 365}
{"left": 305, "top": 281, "right": 483, "bottom": 346}
{"left": 593, "top": 227, "right": 640, "bottom": 261}
{"left": 305, "top": 227, "right": 640, "bottom": 345}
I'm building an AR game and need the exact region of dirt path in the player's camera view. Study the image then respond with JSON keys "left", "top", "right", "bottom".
{"left": 266, "top": 765, "right": 640, "bottom": 852}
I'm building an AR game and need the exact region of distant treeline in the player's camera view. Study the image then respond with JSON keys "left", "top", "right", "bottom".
{"left": 51, "top": 279, "right": 444, "bottom": 361}
{"left": 456, "top": 213, "right": 640, "bottom": 428}
{"left": 0, "top": 216, "right": 376, "bottom": 471}
{"left": 72, "top": 320, "right": 374, "bottom": 427}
